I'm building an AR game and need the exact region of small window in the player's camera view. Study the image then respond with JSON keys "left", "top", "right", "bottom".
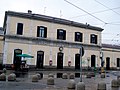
{"left": 90, "top": 34, "right": 97, "bottom": 44}
{"left": 75, "top": 32, "right": 83, "bottom": 42}
{"left": 17, "top": 23, "right": 23, "bottom": 35}
{"left": 57, "top": 29, "right": 66, "bottom": 40}
{"left": 37, "top": 26, "right": 47, "bottom": 38}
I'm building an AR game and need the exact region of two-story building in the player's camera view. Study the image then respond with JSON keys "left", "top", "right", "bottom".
{"left": 3, "top": 10, "right": 104, "bottom": 70}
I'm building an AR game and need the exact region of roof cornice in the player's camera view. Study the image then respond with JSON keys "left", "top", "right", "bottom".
{"left": 5, "top": 11, "right": 104, "bottom": 32}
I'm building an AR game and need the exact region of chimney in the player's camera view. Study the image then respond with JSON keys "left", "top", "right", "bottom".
{"left": 28, "top": 10, "right": 32, "bottom": 14}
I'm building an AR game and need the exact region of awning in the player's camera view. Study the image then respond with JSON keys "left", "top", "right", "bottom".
{"left": 16, "top": 54, "right": 34, "bottom": 58}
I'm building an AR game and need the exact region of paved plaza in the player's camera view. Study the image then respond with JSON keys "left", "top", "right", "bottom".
{"left": 0, "top": 70, "right": 120, "bottom": 90}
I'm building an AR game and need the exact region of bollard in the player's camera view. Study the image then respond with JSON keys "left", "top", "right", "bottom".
{"left": 0, "top": 73, "right": 6, "bottom": 81}
{"left": 111, "top": 79, "right": 119, "bottom": 87}
{"left": 48, "top": 73, "right": 54, "bottom": 78}
{"left": 97, "top": 82, "right": 106, "bottom": 90}
{"left": 8, "top": 73, "right": 16, "bottom": 81}
{"left": 36, "top": 73, "right": 41, "bottom": 80}
{"left": 32, "top": 75, "right": 39, "bottom": 82}
{"left": 62, "top": 73, "right": 68, "bottom": 79}
{"left": 76, "top": 82, "right": 85, "bottom": 90}
{"left": 101, "top": 73, "right": 105, "bottom": 78}
{"left": 67, "top": 80, "right": 75, "bottom": 90}
{"left": 69, "top": 73, "right": 75, "bottom": 79}
{"left": 3, "top": 68, "right": 7, "bottom": 74}
{"left": 47, "top": 77, "right": 54, "bottom": 85}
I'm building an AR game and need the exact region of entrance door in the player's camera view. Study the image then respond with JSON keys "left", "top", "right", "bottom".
{"left": 117, "top": 58, "right": 120, "bottom": 67}
{"left": 13, "top": 49, "right": 22, "bottom": 70}
{"left": 91, "top": 55, "right": 96, "bottom": 67}
{"left": 36, "top": 51, "right": 44, "bottom": 68}
{"left": 106, "top": 57, "right": 110, "bottom": 70}
{"left": 57, "top": 52, "right": 64, "bottom": 69}
{"left": 75, "top": 54, "right": 80, "bottom": 69}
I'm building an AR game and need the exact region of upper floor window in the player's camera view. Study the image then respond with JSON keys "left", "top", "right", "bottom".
{"left": 75, "top": 32, "right": 83, "bottom": 42}
{"left": 37, "top": 26, "right": 47, "bottom": 38}
{"left": 90, "top": 34, "right": 97, "bottom": 44}
{"left": 17, "top": 23, "right": 23, "bottom": 35}
{"left": 57, "top": 29, "right": 66, "bottom": 40}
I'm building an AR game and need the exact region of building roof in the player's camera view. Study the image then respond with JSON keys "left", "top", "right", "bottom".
{"left": 4, "top": 10, "right": 104, "bottom": 32}
{"left": 102, "top": 44, "right": 120, "bottom": 49}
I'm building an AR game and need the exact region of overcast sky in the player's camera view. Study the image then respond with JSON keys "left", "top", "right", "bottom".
{"left": 0, "top": 0, "right": 120, "bottom": 45}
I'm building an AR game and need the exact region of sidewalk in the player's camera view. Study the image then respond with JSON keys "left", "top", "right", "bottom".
{"left": 0, "top": 70, "right": 120, "bottom": 90}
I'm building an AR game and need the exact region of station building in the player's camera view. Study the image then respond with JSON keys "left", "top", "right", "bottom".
{"left": 2, "top": 10, "right": 120, "bottom": 70}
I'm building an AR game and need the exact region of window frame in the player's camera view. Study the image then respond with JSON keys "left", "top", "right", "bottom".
{"left": 57, "top": 29, "right": 66, "bottom": 40}
{"left": 17, "top": 23, "right": 23, "bottom": 35}
{"left": 37, "top": 26, "right": 47, "bottom": 38}
{"left": 75, "top": 32, "right": 83, "bottom": 42}
{"left": 90, "top": 34, "right": 97, "bottom": 44}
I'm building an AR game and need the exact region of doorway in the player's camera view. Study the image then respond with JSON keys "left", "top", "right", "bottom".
{"left": 91, "top": 55, "right": 96, "bottom": 67}
{"left": 36, "top": 51, "right": 44, "bottom": 68}
{"left": 75, "top": 54, "right": 80, "bottom": 69}
{"left": 106, "top": 57, "right": 110, "bottom": 70}
{"left": 13, "top": 49, "right": 22, "bottom": 70}
{"left": 57, "top": 52, "right": 64, "bottom": 69}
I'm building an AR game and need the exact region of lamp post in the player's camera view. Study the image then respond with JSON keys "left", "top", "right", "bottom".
{"left": 100, "top": 50, "right": 104, "bottom": 73}
{"left": 79, "top": 46, "right": 84, "bottom": 82}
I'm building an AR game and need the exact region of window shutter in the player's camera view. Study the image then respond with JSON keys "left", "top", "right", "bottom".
{"left": 63, "top": 30, "right": 66, "bottom": 40}
{"left": 80, "top": 33, "right": 83, "bottom": 42}
{"left": 95, "top": 35, "right": 97, "bottom": 44}
{"left": 37, "top": 26, "right": 39, "bottom": 37}
{"left": 57, "top": 29, "right": 59, "bottom": 39}
{"left": 75, "top": 32, "right": 77, "bottom": 41}
{"left": 44, "top": 27, "right": 47, "bottom": 38}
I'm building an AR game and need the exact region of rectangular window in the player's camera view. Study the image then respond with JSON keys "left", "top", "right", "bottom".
{"left": 57, "top": 29, "right": 66, "bottom": 40}
{"left": 75, "top": 32, "right": 83, "bottom": 42}
{"left": 37, "top": 26, "right": 47, "bottom": 38}
{"left": 17, "top": 23, "right": 23, "bottom": 35}
{"left": 90, "top": 34, "right": 97, "bottom": 44}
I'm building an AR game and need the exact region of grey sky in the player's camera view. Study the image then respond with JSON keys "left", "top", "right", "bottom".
{"left": 0, "top": 0, "right": 120, "bottom": 44}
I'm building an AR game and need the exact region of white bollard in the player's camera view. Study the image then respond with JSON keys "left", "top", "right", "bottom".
{"left": 111, "top": 79, "right": 119, "bottom": 87}
{"left": 67, "top": 80, "right": 76, "bottom": 90}
{"left": 48, "top": 73, "right": 54, "bottom": 78}
{"left": 32, "top": 75, "right": 39, "bottom": 82}
{"left": 47, "top": 77, "right": 54, "bottom": 85}
{"left": 97, "top": 82, "right": 106, "bottom": 90}
{"left": 76, "top": 82, "right": 85, "bottom": 90}
{"left": 62, "top": 73, "right": 68, "bottom": 79}
{"left": 69, "top": 73, "right": 75, "bottom": 79}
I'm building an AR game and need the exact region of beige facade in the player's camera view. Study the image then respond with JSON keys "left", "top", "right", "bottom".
{"left": 2, "top": 11, "right": 120, "bottom": 69}
{"left": 102, "top": 44, "right": 120, "bottom": 69}
{"left": 0, "top": 27, "right": 4, "bottom": 64}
